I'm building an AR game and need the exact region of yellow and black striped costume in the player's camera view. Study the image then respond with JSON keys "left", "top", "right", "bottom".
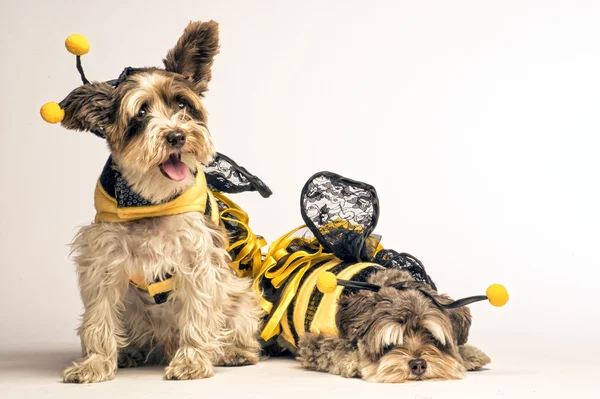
{"left": 255, "top": 226, "right": 385, "bottom": 347}
{"left": 94, "top": 154, "right": 269, "bottom": 304}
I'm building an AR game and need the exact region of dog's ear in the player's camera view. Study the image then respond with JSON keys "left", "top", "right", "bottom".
{"left": 61, "top": 82, "right": 114, "bottom": 134}
{"left": 163, "top": 21, "right": 220, "bottom": 93}
{"left": 337, "top": 292, "right": 378, "bottom": 341}
{"left": 440, "top": 295, "right": 472, "bottom": 345}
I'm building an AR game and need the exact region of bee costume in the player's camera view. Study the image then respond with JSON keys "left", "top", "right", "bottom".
{"left": 40, "top": 35, "right": 271, "bottom": 305}
{"left": 257, "top": 172, "right": 508, "bottom": 348}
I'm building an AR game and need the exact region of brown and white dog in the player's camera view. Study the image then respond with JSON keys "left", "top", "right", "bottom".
{"left": 57, "top": 21, "right": 262, "bottom": 383}
{"left": 295, "top": 268, "right": 491, "bottom": 383}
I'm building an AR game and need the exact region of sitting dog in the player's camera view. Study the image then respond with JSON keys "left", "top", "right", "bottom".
{"left": 42, "top": 21, "right": 268, "bottom": 383}
{"left": 256, "top": 172, "right": 504, "bottom": 383}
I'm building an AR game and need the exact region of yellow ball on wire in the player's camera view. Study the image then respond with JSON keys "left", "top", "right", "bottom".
{"left": 65, "top": 34, "right": 90, "bottom": 56}
{"left": 316, "top": 272, "right": 338, "bottom": 294}
{"left": 40, "top": 102, "right": 65, "bottom": 124}
{"left": 486, "top": 284, "right": 509, "bottom": 307}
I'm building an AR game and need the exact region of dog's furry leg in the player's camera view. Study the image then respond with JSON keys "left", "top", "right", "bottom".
{"left": 163, "top": 220, "right": 231, "bottom": 380}
{"left": 297, "top": 333, "right": 361, "bottom": 378}
{"left": 63, "top": 231, "right": 129, "bottom": 383}
{"left": 117, "top": 288, "right": 156, "bottom": 368}
{"left": 163, "top": 275, "right": 223, "bottom": 379}
{"left": 214, "top": 278, "right": 262, "bottom": 367}
{"left": 459, "top": 344, "right": 491, "bottom": 371}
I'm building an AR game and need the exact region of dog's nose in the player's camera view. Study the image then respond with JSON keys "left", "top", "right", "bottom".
{"left": 166, "top": 131, "right": 186, "bottom": 148}
{"left": 409, "top": 359, "right": 427, "bottom": 376}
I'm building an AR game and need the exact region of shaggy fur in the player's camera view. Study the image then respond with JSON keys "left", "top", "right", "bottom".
{"left": 295, "top": 269, "right": 490, "bottom": 383}
{"left": 60, "top": 21, "right": 262, "bottom": 383}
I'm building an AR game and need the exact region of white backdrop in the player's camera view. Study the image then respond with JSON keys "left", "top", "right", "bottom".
{"left": 1, "top": 0, "right": 599, "bottom": 374}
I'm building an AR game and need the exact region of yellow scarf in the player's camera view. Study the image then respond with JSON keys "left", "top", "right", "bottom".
{"left": 94, "top": 167, "right": 219, "bottom": 224}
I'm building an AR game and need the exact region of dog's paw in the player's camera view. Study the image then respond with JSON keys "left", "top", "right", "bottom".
{"left": 164, "top": 362, "right": 214, "bottom": 380}
{"left": 62, "top": 356, "right": 116, "bottom": 383}
{"left": 459, "top": 344, "right": 491, "bottom": 371}
{"left": 117, "top": 347, "right": 146, "bottom": 369}
{"left": 296, "top": 334, "right": 321, "bottom": 369}
{"left": 215, "top": 349, "right": 259, "bottom": 367}
{"left": 164, "top": 349, "right": 214, "bottom": 380}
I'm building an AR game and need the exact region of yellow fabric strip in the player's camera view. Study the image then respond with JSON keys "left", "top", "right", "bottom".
{"left": 129, "top": 274, "right": 148, "bottom": 290}
{"left": 212, "top": 191, "right": 267, "bottom": 278}
{"left": 252, "top": 225, "right": 308, "bottom": 313}
{"left": 279, "top": 305, "right": 294, "bottom": 346}
{"left": 292, "top": 259, "right": 343, "bottom": 340}
{"left": 94, "top": 165, "right": 216, "bottom": 223}
{"left": 147, "top": 277, "right": 174, "bottom": 297}
{"left": 258, "top": 239, "right": 337, "bottom": 341}
{"left": 129, "top": 274, "right": 174, "bottom": 297}
{"left": 207, "top": 191, "right": 220, "bottom": 224}
{"left": 310, "top": 262, "right": 380, "bottom": 337}
{"left": 260, "top": 273, "right": 303, "bottom": 341}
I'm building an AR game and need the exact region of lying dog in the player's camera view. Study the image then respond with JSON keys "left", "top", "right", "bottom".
{"left": 297, "top": 267, "right": 492, "bottom": 382}
{"left": 256, "top": 172, "right": 505, "bottom": 383}
{"left": 42, "top": 21, "right": 269, "bottom": 383}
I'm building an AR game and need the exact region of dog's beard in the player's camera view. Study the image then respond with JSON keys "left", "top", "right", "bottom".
{"left": 361, "top": 344, "right": 466, "bottom": 383}
{"left": 359, "top": 329, "right": 466, "bottom": 383}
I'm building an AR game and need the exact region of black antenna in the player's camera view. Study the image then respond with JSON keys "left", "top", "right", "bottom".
{"left": 76, "top": 55, "right": 89, "bottom": 84}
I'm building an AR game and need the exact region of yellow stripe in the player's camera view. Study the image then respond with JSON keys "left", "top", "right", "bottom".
{"left": 279, "top": 308, "right": 294, "bottom": 347}
{"left": 259, "top": 253, "right": 337, "bottom": 341}
{"left": 129, "top": 274, "right": 175, "bottom": 298}
{"left": 292, "top": 259, "right": 342, "bottom": 339}
{"left": 213, "top": 191, "right": 267, "bottom": 278}
{"left": 147, "top": 277, "right": 175, "bottom": 297}
{"left": 129, "top": 274, "right": 148, "bottom": 290}
{"left": 310, "top": 262, "right": 380, "bottom": 337}
{"left": 260, "top": 270, "right": 304, "bottom": 341}
{"left": 207, "top": 191, "right": 220, "bottom": 224}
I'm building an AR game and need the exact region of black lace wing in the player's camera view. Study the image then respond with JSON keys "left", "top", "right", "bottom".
{"left": 373, "top": 249, "right": 437, "bottom": 290}
{"left": 300, "top": 171, "right": 379, "bottom": 262}
{"left": 204, "top": 152, "right": 272, "bottom": 198}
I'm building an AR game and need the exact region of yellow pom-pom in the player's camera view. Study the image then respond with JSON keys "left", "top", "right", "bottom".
{"left": 316, "top": 272, "right": 338, "bottom": 294}
{"left": 65, "top": 34, "right": 90, "bottom": 56}
{"left": 40, "top": 102, "right": 65, "bottom": 124}
{"left": 486, "top": 284, "right": 509, "bottom": 307}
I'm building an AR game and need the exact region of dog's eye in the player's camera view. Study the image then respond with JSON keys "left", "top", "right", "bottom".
{"left": 137, "top": 105, "right": 148, "bottom": 118}
{"left": 426, "top": 332, "right": 445, "bottom": 347}
{"left": 178, "top": 98, "right": 192, "bottom": 111}
{"left": 382, "top": 344, "right": 395, "bottom": 355}
{"left": 176, "top": 96, "right": 191, "bottom": 110}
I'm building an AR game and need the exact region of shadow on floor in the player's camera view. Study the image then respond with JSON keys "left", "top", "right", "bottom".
{"left": 0, "top": 349, "right": 299, "bottom": 382}
{"left": 0, "top": 350, "right": 81, "bottom": 379}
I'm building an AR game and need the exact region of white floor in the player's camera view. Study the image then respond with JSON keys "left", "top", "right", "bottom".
{"left": 1, "top": 348, "right": 598, "bottom": 399}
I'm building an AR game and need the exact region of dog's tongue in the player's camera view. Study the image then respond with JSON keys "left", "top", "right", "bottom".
{"left": 161, "top": 154, "right": 188, "bottom": 181}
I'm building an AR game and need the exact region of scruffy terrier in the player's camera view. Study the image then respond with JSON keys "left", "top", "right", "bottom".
{"left": 295, "top": 268, "right": 491, "bottom": 383}
{"left": 255, "top": 171, "right": 496, "bottom": 383}
{"left": 56, "top": 21, "right": 262, "bottom": 383}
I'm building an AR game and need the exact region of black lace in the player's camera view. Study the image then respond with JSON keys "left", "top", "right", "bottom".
{"left": 300, "top": 172, "right": 379, "bottom": 262}
{"left": 373, "top": 249, "right": 437, "bottom": 290}
{"left": 204, "top": 153, "right": 272, "bottom": 198}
